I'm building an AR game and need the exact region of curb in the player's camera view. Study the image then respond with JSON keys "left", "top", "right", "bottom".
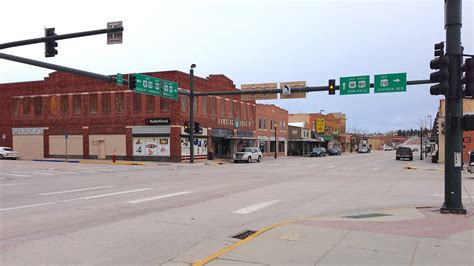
{"left": 79, "top": 160, "right": 146, "bottom": 166}
{"left": 33, "top": 159, "right": 80, "bottom": 163}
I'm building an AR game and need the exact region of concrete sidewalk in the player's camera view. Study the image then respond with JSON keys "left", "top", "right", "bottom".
{"left": 192, "top": 206, "right": 474, "bottom": 266}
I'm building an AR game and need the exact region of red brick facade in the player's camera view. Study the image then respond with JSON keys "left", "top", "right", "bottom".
{"left": 0, "top": 71, "right": 256, "bottom": 162}
{"left": 256, "top": 104, "right": 289, "bottom": 156}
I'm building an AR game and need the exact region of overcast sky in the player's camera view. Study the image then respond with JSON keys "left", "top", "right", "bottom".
{"left": 1, "top": 0, "right": 473, "bottom": 133}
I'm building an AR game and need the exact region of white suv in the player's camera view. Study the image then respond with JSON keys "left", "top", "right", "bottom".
{"left": 233, "top": 147, "right": 262, "bottom": 163}
{"left": 0, "top": 147, "right": 21, "bottom": 160}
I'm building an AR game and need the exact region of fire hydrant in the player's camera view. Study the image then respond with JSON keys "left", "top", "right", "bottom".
{"left": 112, "top": 153, "right": 116, "bottom": 163}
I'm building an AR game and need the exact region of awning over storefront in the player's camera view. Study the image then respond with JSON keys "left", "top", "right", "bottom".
{"left": 225, "top": 136, "right": 257, "bottom": 140}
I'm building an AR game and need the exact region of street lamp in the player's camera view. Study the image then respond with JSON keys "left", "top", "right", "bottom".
{"left": 189, "top": 64, "right": 196, "bottom": 163}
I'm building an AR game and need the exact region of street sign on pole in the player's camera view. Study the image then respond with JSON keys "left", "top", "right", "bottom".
{"left": 339, "top": 75, "right": 370, "bottom": 95}
{"left": 316, "top": 119, "right": 325, "bottom": 133}
{"left": 374, "top": 73, "right": 407, "bottom": 93}
{"left": 107, "top": 21, "right": 123, "bottom": 45}
{"left": 241, "top": 83, "right": 278, "bottom": 100}
{"left": 117, "top": 73, "right": 123, "bottom": 87}
{"left": 280, "top": 81, "right": 306, "bottom": 99}
{"left": 134, "top": 73, "right": 162, "bottom": 97}
{"left": 162, "top": 80, "right": 179, "bottom": 100}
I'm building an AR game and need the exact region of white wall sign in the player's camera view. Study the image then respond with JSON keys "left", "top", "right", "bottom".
{"left": 181, "top": 137, "right": 208, "bottom": 156}
{"left": 133, "top": 137, "right": 170, "bottom": 157}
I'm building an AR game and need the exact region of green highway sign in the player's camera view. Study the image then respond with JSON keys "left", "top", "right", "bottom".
{"left": 374, "top": 73, "right": 407, "bottom": 93}
{"left": 339, "top": 75, "right": 370, "bottom": 95}
{"left": 134, "top": 73, "right": 161, "bottom": 97}
{"left": 161, "top": 80, "right": 178, "bottom": 100}
{"left": 117, "top": 73, "right": 123, "bottom": 87}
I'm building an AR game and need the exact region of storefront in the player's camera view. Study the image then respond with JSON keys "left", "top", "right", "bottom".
{"left": 211, "top": 128, "right": 234, "bottom": 158}
{"left": 132, "top": 124, "right": 171, "bottom": 161}
{"left": 181, "top": 127, "right": 209, "bottom": 161}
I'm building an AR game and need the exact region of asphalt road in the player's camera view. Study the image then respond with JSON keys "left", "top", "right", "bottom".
{"left": 1, "top": 152, "right": 473, "bottom": 264}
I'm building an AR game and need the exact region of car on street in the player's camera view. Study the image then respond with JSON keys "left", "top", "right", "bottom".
{"left": 468, "top": 150, "right": 474, "bottom": 173}
{"left": 310, "top": 147, "right": 327, "bottom": 157}
{"left": 0, "top": 147, "right": 21, "bottom": 160}
{"left": 233, "top": 147, "right": 262, "bottom": 163}
{"left": 396, "top": 146, "right": 413, "bottom": 161}
{"left": 328, "top": 147, "right": 341, "bottom": 156}
{"left": 358, "top": 147, "right": 370, "bottom": 153}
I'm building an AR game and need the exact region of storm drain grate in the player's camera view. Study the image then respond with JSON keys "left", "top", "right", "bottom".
{"left": 343, "top": 213, "right": 392, "bottom": 219}
{"left": 231, "top": 230, "right": 257, "bottom": 240}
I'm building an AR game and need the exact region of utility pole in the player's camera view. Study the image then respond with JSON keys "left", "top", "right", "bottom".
{"left": 442, "top": 0, "right": 466, "bottom": 214}
{"left": 189, "top": 64, "right": 196, "bottom": 163}
{"left": 420, "top": 127, "right": 423, "bottom": 160}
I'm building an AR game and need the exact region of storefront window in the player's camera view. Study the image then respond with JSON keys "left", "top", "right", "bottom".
{"left": 270, "top": 141, "right": 276, "bottom": 152}
{"left": 279, "top": 141, "right": 285, "bottom": 152}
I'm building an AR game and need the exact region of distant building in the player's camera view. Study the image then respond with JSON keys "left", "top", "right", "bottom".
{"left": 255, "top": 104, "right": 288, "bottom": 156}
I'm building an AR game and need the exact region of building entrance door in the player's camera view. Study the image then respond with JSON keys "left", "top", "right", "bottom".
{"left": 98, "top": 140, "right": 106, "bottom": 159}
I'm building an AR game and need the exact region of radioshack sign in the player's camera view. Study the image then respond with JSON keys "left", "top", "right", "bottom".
{"left": 145, "top": 118, "right": 170, "bottom": 125}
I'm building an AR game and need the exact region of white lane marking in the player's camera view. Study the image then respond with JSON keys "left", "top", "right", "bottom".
{"left": 233, "top": 200, "right": 281, "bottom": 214}
{"left": 287, "top": 164, "right": 299, "bottom": 167}
{"left": 75, "top": 168, "right": 115, "bottom": 172}
{"left": 126, "top": 191, "right": 194, "bottom": 204}
{"left": 39, "top": 185, "right": 115, "bottom": 196}
{"left": 80, "top": 188, "right": 152, "bottom": 200}
{"left": 0, "top": 198, "right": 81, "bottom": 212}
{"left": 35, "top": 170, "right": 78, "bottom": 174}
{"left": 0, "top": 183, "right": 23, "bottom": 187}
{"left": 432, "top": 194, "right": 471, "bottom": 199}
{"left": 17, "top": 171, "right": 54, "bottom": 176}
{"left": 328, "top": 165, "right": 337, "bottom": 169}
{"left": 306, "top": 164, "right": 319, "bottom": 168}
{"left": 0, "top": 173, "right": 30, "bottom": 177}
{"left": 372, "top": 167, "right": 380, "bottom": 170}
{"left": 266, "top": 164, "right": 282, "bottom": 166}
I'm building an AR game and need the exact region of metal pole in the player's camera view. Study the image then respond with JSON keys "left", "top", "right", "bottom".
{"left": 442, "top": 0, "right": 466, "bottom": 214}
{"left": 420, "top": 127, "right": 423, "bottom": 160}
{"left": 189, "top": 64, "right": 196, "bottom": 163}
{"left": 65, "top": 136, "right": 68, "bottom": 162}
{"left": 274, "top": 125, "right": 277, "bottom": 158}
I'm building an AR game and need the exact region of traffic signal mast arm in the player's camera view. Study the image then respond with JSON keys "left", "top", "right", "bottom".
{"left": 0, "top": 27, "right": 124, "bottom": 50}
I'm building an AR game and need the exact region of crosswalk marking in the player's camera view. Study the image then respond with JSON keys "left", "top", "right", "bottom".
{"left": 233, "top": 200, "right": 281, "bottom": 214}
{"left": 306, "top": 164, "right": 319, "bottom": 168}
{"left": 328, "top": 165, "right": 337, "bottom": 168}
{"left": 17, "top": 171, "right": 54, "bottom": 176}
{"left": 80, "top": 188, "right": 152, "bottom": 200}
{"left": 35, "top": 170, "right": 78, "bottom": 174}
{"left": 287, "top": 164, "right": 299, "bottom": 167}
{"left": 126, "top": 191, "right": 194, "bottom": 204}
{"left": 39, "top": 185, "right": 115, "bottom": 196}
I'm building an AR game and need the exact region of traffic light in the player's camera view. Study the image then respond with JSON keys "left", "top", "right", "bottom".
{"left": 328, "top": 79, "right": 336, "bottom": 95}
{"left": 128, "top": 74, "right": 136, "bottom": 90}
{"left": 462, "top": 58, "right": 474, "bottom": 98}
{"left": 184, "top": 122, "right": 190, "bottom": 133}
{"left": 430, "top": 42, "right": 449, "bottom": 95}
{"left": 194, "top": 122, "right": 200, "bottom": 133}
{"left": 44, "top": 28, "right": 58, "bottom": 57}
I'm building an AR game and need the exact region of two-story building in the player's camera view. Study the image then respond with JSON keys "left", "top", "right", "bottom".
{"left": 255, "top": 104, "right": 288, "bottom": 156}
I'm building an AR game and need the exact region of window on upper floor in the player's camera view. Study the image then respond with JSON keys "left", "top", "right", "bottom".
{"left": 73, "top": 95, "right": 81, "bottom": 114}
{"left": 160, "top": 97, "right": 169, "bottom": 112}
{"left": 221, "top": 98, "right": 226, "bottom": 117}
{"left": 34, "top": 96, "right": 42, "bottom": 116}
{"left": 23, "top": 97, "right": 31, "bottom": 116}
{"left": 12, "top": 98, "right": 20, "bottom": 116}
{"left": 133, "top": 93, "right": 142, "bottom": 113}
{"left": 102, "top": 93, "right": 111, "bottom": 114}
{"left": 146, "top": 95, "right": 155, "bottom": 113}
{"left": 60, "top": 95, "right": 68, "bottom": 115}
{"left": 210, "top": 97, "right": 216, "bottom": 115}
{"left": 115, "top": 93, "right": 125, "bottom": 113}
{"left": 180, "top": 95, "right": 187, "bottom": 113}
{"left": 89, "top": 94, "right": 97, "bottom": 114}
{"left": 201, "top": 96, "right": 207, "bottom": 115}
{"left": 229, "top": 101, "right": 233, "bottom": 118}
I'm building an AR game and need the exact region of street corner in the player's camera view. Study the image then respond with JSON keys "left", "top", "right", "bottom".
{"left": 403, "top": 166, "right": 418, "bottom": 170}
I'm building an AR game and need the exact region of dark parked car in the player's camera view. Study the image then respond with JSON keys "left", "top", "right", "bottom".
{"left": 396, "top": 147, "right": 413, "bottom": 161}
{"left": 328, "top": 147, "right": 341, "bottom": 156}
{"left": 310, "top": 147, "right": 327, "bottom": 157}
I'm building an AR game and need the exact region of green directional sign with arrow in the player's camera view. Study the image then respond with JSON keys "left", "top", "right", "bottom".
{"left": 134, "top": 73, "right": 162, "bottom": 97}
{"left": 339, "top": 75, "right": 370, "bottom": 95}
{"left": 374, "top": 73, "right": 407, "bottom": 93}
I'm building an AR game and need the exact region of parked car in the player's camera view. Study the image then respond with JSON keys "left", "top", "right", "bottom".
{"left": 358, "top": 147, "right": 369, "bottom": 153}
{"left": 310, "top": 147, "right": 327, "bottom": 157}
{"left": 328, "top": 147, "right": 341, "bottom": 156}
{"left": 396, "top": 147, "right": 413, "bottom": 161}
{"left": 383, "top": 145, "right": 395, "bottom": 151}
{"left": 233, "top": 147, "right": 262, "bottom": 163}
{"left": 0, "top": 147, "right": 21, "bottom": 160}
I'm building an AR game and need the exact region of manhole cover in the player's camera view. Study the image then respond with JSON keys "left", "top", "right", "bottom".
{"left": 344, "top": 213, "right": 392, "bottom": 219}
{"left": 231, "top": 230, "right": 257, "bottom": 240}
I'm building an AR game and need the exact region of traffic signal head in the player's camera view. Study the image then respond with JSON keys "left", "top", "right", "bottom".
{"left": 462, "top": 114, "right": 474, "bottom": 131}
{"left": 184, "top": 122, "right": 190, "bottom": 133}
{"left": 194, "top": 122, "right": 200, "bottom": 133}
{"left": 128, "top": 74, "right": 136, "bottom": 90}
{"left": 434, "top": 42, "right": 445, "bottom": 57}
{"left": 430, "top": 55, "right": 449, "bottom": 95}
{"left": 44, "top": 28, "right": 58, "bottom": 57}
{"left": 462, "top": 58, "right": 474, "bottom": 98}
{"left": 328, "top": 79, "right": 336, "bottom": 95}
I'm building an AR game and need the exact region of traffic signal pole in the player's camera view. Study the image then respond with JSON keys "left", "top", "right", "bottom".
{"left": 189, "top": 65, "right": 196, "bottom": 163}
{"left": 442, "top": 0, "right": 466, "bottom": 214}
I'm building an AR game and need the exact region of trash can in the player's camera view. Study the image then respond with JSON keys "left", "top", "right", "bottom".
{"left": 207, "top": 151, "right": 214, "bottom": 160}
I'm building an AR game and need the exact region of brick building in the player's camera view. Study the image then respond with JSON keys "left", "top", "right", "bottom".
{"left": 0, "top": 71, "right": 257, "bottom": 162}
{"left": 256, "top": 104, "right": 288, "bottom": 156}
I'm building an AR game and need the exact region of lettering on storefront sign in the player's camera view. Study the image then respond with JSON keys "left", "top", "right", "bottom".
{"left": 145, "top": 118, "right": 170, "bottom": 125}
{"left": 217, "top": 118, "right": 252, "bottom": 127}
